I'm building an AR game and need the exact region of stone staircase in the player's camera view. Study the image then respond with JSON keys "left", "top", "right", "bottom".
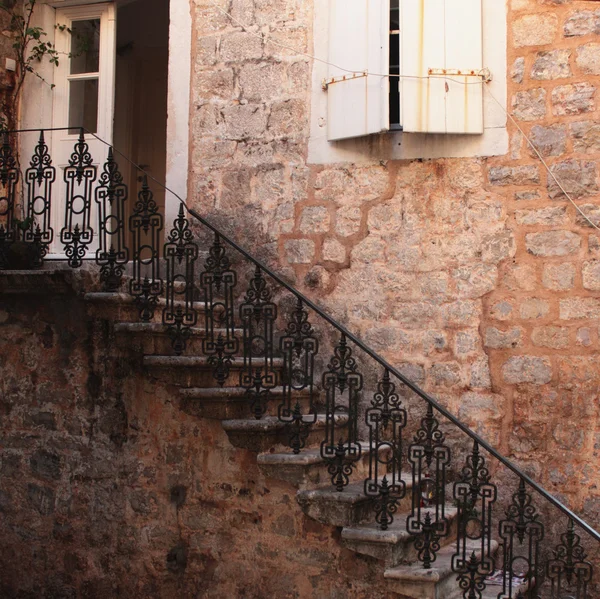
{"left": 83, "top": 289, "right": 513, "bottom": 599}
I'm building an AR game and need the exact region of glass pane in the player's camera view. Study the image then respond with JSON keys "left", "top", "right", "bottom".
{"left": 68, "top": 78, "right": 99, "bottom": 134}
{"left": 70, "top": 19, "right": 101, "bottom": 75}
{"left": 390, "top": 0, "right": 399, "bottom": 30}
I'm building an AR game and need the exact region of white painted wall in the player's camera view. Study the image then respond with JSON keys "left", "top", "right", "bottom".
{"left": 308, "top": 0, "right": 508, "bottom": 164}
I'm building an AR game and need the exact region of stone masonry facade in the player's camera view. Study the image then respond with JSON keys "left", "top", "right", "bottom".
{"left": 190, "top": 0, "right": 600, "bottom": 519}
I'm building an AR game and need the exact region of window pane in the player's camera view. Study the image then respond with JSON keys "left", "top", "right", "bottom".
{"left": 68, "top": 78, "right": 99, "bottom": 134}
{"left": 390, "top": 0, "right": 399, "bottom": 30}
{"left": 70, "top": 19, "right": 101, "bottom": 75}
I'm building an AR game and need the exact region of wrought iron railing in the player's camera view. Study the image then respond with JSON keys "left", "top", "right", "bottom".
{"left": 0, "top": 127, "right": 598, "bottom": 599}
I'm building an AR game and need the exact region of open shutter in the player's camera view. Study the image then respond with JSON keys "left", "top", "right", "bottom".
{"left": 400, "top": 0, "right": 483, "bottom": 134}
{"left": 327, "top": 0, "right": 390, "bottom": 142}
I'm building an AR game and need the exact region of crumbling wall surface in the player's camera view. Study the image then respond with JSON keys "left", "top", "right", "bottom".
{"left": 0, "top": 274, "right": 398, "bottom": 598}
{"left": 189, "top": 0, "right": 600, "bottom": 515}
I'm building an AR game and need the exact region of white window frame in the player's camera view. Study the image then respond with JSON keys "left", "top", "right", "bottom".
{"left": 308, "top": 0, "right": 508, "bottom": 165}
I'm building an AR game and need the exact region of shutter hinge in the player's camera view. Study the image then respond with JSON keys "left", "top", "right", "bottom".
{"left": 322, "top": 71, "right": 368, "bottom": 91}
{"left": 428, "top": 67, "right": 492, "bottom": 82}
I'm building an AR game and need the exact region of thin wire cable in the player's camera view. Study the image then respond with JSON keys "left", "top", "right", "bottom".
{"left": 207, "top": 0, "right": 484, "bottom": 85}
{"left": 484, "top": 87, "right": 600, "bottom": 232}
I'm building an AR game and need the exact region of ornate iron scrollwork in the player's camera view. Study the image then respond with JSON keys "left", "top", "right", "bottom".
{"left": 200, "top": 233, "right": 238, "bottom": 386}
{"left": 407, "top": 403, "right": 451, "bottom": 568}
{"left": 498, "top": 479, "right": 544, "bottom": 599}
{"left": 129, "top": 175, "right": 163, "bottom": 321}
{"left": 24, "top": 131, "right": 55, "bottom": 268}
{"left": 0, "top": 133, "right": 19, "bottom": 268}
{"left": 95, "top": 147, "right": 128, "bottom": 291}
{"left": 320, "top": 334, "right": 363, "bottom": 492}
{"left": 61, "top": 130, "right": 97, "bottom": 268}
{"left": 239, "top": 266, "right": 277, "bottom": 419}
{"left": 547, "top": 519, "right": 592, "bottom": 599}
{"left": 452, "top": 441, "right": 497, "bottom": 599}
{"left": 364, "top": 370, "right": 406, "bottom": 530}
{"left": 163, "top": 204, "right": 198, "bottom": 355}
{"left": 279, "top": 298, "right": 318, "bottom": 454}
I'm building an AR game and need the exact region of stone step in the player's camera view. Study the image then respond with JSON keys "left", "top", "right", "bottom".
{"left": 384, "top": 540, "right": 499, "bottom": 599}
{"left": 143, "top": 355, "right": 285, "bottom": 387}
{"left": 179, "top": 386, "right": 321, "bottom": 420}
{"left": 85, "top": 291, "right": 207, "bottom": 323}
{"left": 297, "top": 476, "right": 413, "bottom": 528}
{"left": 341, "top": 506, "right": 458, "bottom": 567}
{"left": 257, "top": 444, "right": 390, "bottom": 490}
{"left": 113, "top": 322, "right": 242, "bottom": 354}
{"left": 221, "top": 413, "right": 347, "bottom": 452}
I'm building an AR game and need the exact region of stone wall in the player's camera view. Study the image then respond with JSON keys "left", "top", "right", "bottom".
{"left": 189, "top": 0, "right": 600, "bottom": 516}
{"left": 0, "top": 273, "right": 400, "bottom": 598}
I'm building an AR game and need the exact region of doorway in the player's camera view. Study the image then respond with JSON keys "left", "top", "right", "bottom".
{"left": 113, "top": 0, "right": 170, "bottom": 231}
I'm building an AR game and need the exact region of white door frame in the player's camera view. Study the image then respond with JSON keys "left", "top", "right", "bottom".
{"left": 19, "top": 0, "right": 191, "bottom": 250}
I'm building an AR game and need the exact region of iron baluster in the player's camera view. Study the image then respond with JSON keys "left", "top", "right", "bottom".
{"left": 129, "top": 175, "right": 163, "bottom": 321}
{"left": 547, "top": 520, "right": 592, "bottom": 599}
{"left": 95, "top": 147, "right": 128, "bottom": 291}
{"left": 452, "top": 441, "right": 497, "bottom": 599}
{"left": 239, "top": 266, "right": 277, "bottom": 419}
{"left": 407, "top": 403, "right": 451, "bottom": 568}
{"left": 278, "top": 297, "right": 318, "bottom": 454}
{"left": 498, "top": 479, "right": 544, "bottom": 599}
{"left": 0, "top": 133, "right": 19, "bottom": 268}
{"left": 364, "top": 369, "right": 406, "bottom": 530}
{"left": 24, "top": 131, "right": 54, "bottom": 266}
{"left": 163, "top": 204, "right": 198, "bottom": 355}
{"left": 61, "top": 130, "right": 97, "bottom": 268}
{"left": 200, "top": 233, "right": 238, "bottom": 386}
{"left": 320, "top": 334, "right": 363, "bottom": 492}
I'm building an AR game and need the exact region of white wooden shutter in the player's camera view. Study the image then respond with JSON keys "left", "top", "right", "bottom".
{"left": 327, "top": 0, "right": 390, "bottom": 142}
{"left": 400, "top": 0, "right": 483, "bottom": 134}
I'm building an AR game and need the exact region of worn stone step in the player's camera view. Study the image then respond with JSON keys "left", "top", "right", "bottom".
{"left": 384, "top": 540, "right": 499, "bottom": 599}
{"left": 257, "top": 444, "right": 390, "bottom": 490}
{"left": 179, "top": 386, "right": 321, "bottom": 420}
{"left": 143, "top": 355, "right": 284, "bottom": 387}
{"left": 85, "top": 291, "right": 207, "bottom": 323}
{"left": 222, "top": 413, "right": 347, "bottom": 452}
{"left": 341, "top": 507, "right": 458, "bottom": 567}
{"left": 113, "top": 322, "right": 242, "bottom": 354}
{"left": 296, "top": 476, "right": 410, "bottom": 528}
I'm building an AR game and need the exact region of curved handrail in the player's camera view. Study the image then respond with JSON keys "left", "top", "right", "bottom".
{"left": 6, "top": 126, "right": 600, "bottom": 543}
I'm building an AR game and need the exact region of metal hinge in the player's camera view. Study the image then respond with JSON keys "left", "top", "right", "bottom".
{"left": 428, "top": 67, "right": 493, "bottom": 82}
{"left": 322, "top": 71, "right": 368, "bottom": 91}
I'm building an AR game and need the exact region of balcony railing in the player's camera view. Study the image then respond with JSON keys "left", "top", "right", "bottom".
{"left": 0, "top": 127, "right": 598, "bottom": 599}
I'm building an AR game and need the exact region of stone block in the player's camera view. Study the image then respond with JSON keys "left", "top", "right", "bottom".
{"left": 452, "top": 264, "right": 497, "bottom": 299}
{"left": 525, "top": 230, "right": 581, "bottom": 256}
{"left": 559, "top": 297, "right": 600, "bottom": 319}
{"left": 193, "top": 68, "right": 235, "bottom": 101}
{"left": 552, "top": 83, "right": 596, "bottom": 116}
{"left": 515, "top": 206, "right": 568, "bottom": 226}
{"left": 239, "top": 62, "right": 286, "bottom": 102}
{"left": 502, "top": 356, "right": 552, "bottom": 385}
{"left": 322, "top": 239, "right": 346, "bottom": 263}
{"left": 484, "top": 327, "right": 522, "bottom": 349}
{"left": 542, "top": 263, "right": 576, "bottom": 291}
{"left": 511, "top": 89, "right": 547, "bottom": 121}
{"left": 520, "top": 298, "right": 550, "bottom": 320}
{"left": 299, "top": 206, "right": 330, "bottom": 234}
{"left": 511, "top": 57, "right": 525, "bottom": 84}
{"left": 575, "top": 205, "right": 600, "bottom": 228}
{"left": 576, "top": 43, "right": 600, "bottom": 75}
{"left": 284, "top": 239, "right": 315, "bottom": 264}
{"left": 531, "top": 50, "right": 571, "bottom": 80}
{"left": 219, "top": 31, "right": 263, "bottom": 62}
{"left": 531, "top": 326, "right": 569, "bottom": 349}
{"left": 268, "top": 99, "right": 307, "bottom": 137}
{"left": 488, "top": 165, "right": 540, "bottom": 185}
{"left": 565, "top": 10, "right": 600, "bottom": 37}
{"left": 582, "top": 260, "right": 600, "bottom": 290}
{"left": 515, "top": 191, "right": 541, "bottom": 202}
{"left": 528, "top": 125, "right": 567, "bottom": 157}
{"left": 335, "top": 206, "right": 362, "bottom": 237}
{"left": 222, "top": 104, "right": 268, "bottom": 141}
{"left": 576, "top": 327, "right": 593, "bottom": 347}
{"left": 490, "top": 300, "right": 514, "bottom": 321}
{"left": 513, "top": 13, "right": 557, "bottom": 47}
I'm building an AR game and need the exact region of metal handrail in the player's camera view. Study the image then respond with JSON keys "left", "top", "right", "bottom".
{"left": 5, "top": 126, "right": 600, "bottom": 543}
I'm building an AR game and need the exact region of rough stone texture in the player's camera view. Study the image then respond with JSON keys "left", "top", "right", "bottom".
{"left": 531, "top": 49, "right": 571, "bottom": 80}
{"left": 511, "top": 57, "right": 525, "bottom": 84}
{"left": 525, "top": 230, "right": 581, "bottom": 256}
{"left": 551, "top": 83, "right": 596, "bottom": 116}
{"left": 512, "top": 88, "right": 547, "bottom": 121}
{"left": 564, "top": 10, "right": 600, "bottom": 38}
{"left": 513, "top": 13, "right": 558, "bottom": 47}
{"left": 488, "top": 165, "right": 540, "bottom": 185}
{"left": 547, "top": 160, "right": 598, "bottom": 199}
{"left": 502, "top": 356, "right": 553, "bottom": 384}
{"left": 528, "top": 125, "right": 567, "bottom": 157}
{"left": 576, "top": 43, "right": 600, "bottom": 75}
{"left": 542, "top": 263, "right": 576, "bottom": 290}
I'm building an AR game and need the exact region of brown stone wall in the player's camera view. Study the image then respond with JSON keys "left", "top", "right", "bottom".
{"left": 189, "top": 0, "right": 600, "bottom": 516}
{"left": 0, "top": 275, "right": 399, "bottom": 598}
